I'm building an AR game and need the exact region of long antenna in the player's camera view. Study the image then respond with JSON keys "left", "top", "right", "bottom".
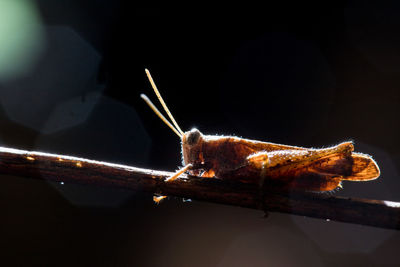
{"left": 145, "top": 69, "right": 184, "bottom": 136}
{"left": 140, "top": 94, "right": 182, "bottom": 138}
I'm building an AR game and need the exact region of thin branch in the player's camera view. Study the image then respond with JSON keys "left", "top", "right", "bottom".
{"left": 0, "top": 146, "right": 399, "bottom": 230}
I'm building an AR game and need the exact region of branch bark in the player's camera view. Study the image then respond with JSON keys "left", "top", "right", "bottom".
{"left": 1, "top": 146, "right": 399, "bottom": 230}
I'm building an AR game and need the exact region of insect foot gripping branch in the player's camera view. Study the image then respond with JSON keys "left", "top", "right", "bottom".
{"left": 141, "top": 69, "right": 380, "bottom": 203}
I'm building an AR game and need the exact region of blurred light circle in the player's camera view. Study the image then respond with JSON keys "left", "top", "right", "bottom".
{"left": 0, "top": 25, "right": 103, "bottom": 133}
{"left": 35, "top": 95, "right": 152, "bottom": 207}
{"left": 0, "top": 0, "right": 44, "bottom": 80}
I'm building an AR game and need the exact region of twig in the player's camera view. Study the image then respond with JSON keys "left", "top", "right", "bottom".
{"left": 0, "top": 146, "right": 399, "bottom": 230}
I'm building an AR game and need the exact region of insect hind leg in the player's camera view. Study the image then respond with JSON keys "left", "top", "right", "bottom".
{"left": 247, "top": 142, "right": 355, "bottom": 193}
{"left": 248, "top": 141, "right": 354, "bottom": 170}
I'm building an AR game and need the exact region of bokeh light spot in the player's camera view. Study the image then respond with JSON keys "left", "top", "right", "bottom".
{"left": 0, "top": 25, "right": 103, "bottom": 134}
{"left": 0, "top": 1, "right": 44, "bottom": 80}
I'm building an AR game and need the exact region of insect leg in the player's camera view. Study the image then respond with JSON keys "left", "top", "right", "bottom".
{"left": 152, "top": 164, "right": 193, "bottom": 204}
{"left": 153, "top": 195, "right": 167, "bottom": 204}
{"left": 242, "top": 152, "right": 271, "bottom": 213}
{"left": 165, "top": 164, "right": 193, "bottom": 182}
{"left": 248, "top": 142, "right": 354, "bottom": 169}
{"left": 200, "top": 169, "right": 215, "bottom": 178}
{"left": 247, "top": 142, "right": 355, "bottom": 192}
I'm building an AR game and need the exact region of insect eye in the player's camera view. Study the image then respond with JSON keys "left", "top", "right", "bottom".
{"left": 187, "top": 129, "right": 201, "bottom": 146}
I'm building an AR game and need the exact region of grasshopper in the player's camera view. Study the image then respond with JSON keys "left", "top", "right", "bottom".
{"left": 141, "top": 69, "right": 380, "bottom": 202}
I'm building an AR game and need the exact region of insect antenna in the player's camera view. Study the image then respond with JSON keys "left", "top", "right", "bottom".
{"left": 145, "top": 68, "right": 184, "bottom": 136}
{"left": 140, "top": 94, "right": 182, "bottom": 138}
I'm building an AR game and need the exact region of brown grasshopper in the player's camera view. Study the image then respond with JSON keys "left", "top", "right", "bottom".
{"left": 141, "top": 69, "right": 380, "bottom": 202}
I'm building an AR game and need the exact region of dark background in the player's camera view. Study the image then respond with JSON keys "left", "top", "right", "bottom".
{"left": 1, "top": 1, "right": 400, "bottom": 266}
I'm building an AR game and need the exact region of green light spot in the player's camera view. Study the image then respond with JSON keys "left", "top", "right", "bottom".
{"left": 0, "top": 0, "right": 44, "bottom": 80}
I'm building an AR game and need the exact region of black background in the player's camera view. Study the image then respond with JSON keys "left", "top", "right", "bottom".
{"left": 1, "top": 1, "right": 400, "bottom": 266}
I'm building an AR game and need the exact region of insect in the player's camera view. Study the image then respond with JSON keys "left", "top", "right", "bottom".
{"left": 141, "top": 69, "right": 380, "bottom": 202}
